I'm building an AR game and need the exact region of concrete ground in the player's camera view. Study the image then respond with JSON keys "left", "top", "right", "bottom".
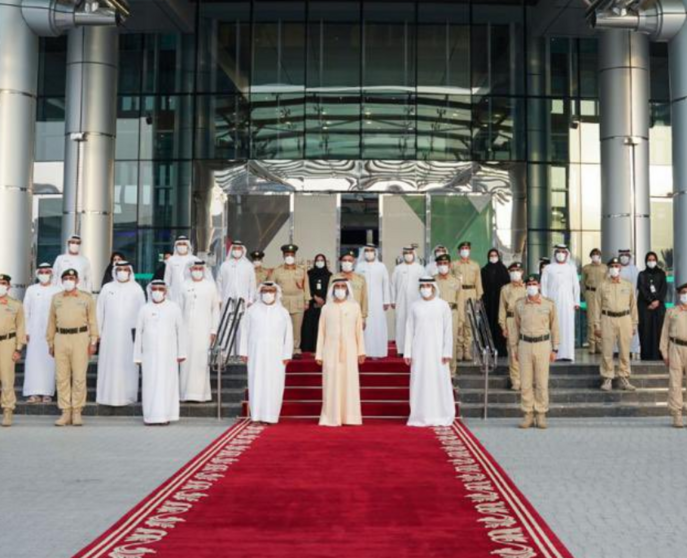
{"left": 2, "top": 416, "right": 683, "bottom": 558}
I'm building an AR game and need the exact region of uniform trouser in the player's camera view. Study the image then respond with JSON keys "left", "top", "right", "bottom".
{"left": 518, "top": 340, "right": 551, "bottom": 414}
{"left": 600, "top": 315, "right": 632, "bottom": 379}
{"left": 457, "top": 290, "right": 476, "bottom": 360}
{"left": 585, "top": 292, "right": 599, "bottom": 353}
{"left": 290, "top": 312, "right": 304, "bottom": 353}
{"left": 667, "top": 343, "right": 687, "bottom": 414}
{"left": 506, "top": 317, "right": 520, "bottom": 386}
{"left": 54, "top": 332, "right": 90, "bottom": 411}
{"left": 450, "top": 309, "right": 460, "bottom": 374}
{"left": 0, "top": 339, "right": 16, "bottom": 411}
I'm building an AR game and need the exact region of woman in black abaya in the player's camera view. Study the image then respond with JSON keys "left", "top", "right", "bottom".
{"left": 481, "top": 248, "right": 510, "bottom": 355}
{"left": 300, "top": 254, "right": 332, "bottom": 353}
{"left": 637, "top": 251, "right": 667, "bottom": 360}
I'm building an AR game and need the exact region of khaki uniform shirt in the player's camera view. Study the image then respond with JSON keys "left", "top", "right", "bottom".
{"left": 660, "top": 305, "right": 687, "bottom": 356}
{"left": 272, "top": 265, "right": 311, "bottom": 314}
{"left": 581, "top": 263, "right": 608, "bottom": 295}
{"left": 498, "top": 283, "right": 527, "bottom": 332}
{"left": 592, "top": 278, "right": 638, "bottom": 330}
{"left": 46, "top": 290, "right": 99, "bottom": 348}
{"left": 451, "top": 259, "right": 483, "bottom": 299}
{"left": 0, "top": 297, "right": 26, "bottom": 352}
{"left": 513, "top": 296, "right": 560, "bottom": 349}
{"left": 331, "top": 272, "right": 368, "bottom": 319}
{"left": 434, "top": 273, "right": 463, "bottom": 325}
{"left": 255, "top": 267, "right": 271, "bottom": 285}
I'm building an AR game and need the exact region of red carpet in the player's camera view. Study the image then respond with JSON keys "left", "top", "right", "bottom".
{"left": 74, "top": 419, "right": 574, "bottom": 558}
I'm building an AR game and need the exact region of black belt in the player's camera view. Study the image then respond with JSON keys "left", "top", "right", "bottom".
{"left": 507, "top": 311, "right": 514, "bottom": 318}
{"left": 462, "top": 285, "right": 476, "bottom": 290}
{"left": 520, "top": 334, "right": 550, "bottom": 343}
{"left": 57, "top": 326, "right": 89, "bottom": 335}
{"left": 671, "top": 337, "right": 687, "bottom": 347}
{"left": 602, "top": 310, "right": 631, "bottom": 318}
{"left": 0, "top": 332, "right": 16, "bottom": 342}
{"left": 586, "top": 286, "right": 597, "bottom": 292}
{"left": 448, "top": 303, "right": 458, "bottom": 310}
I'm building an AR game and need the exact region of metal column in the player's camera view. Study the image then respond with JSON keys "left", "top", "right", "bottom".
{"left": 0, "top": 0, "right": 38, "bottom": 295}
{"left": 62, "top": 26, "right": 118, "bottom": 292}
{"left": 598, "top": 30, "right": 651, "bottom": 260}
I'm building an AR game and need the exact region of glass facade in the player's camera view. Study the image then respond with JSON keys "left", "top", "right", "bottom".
{"left": 33, "top": 0, "right": 673, "bottom": 275}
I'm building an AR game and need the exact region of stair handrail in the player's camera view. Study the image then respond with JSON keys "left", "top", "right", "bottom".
{"left": 213, "top": 297, "right": 247, "bottom": 420}
{"left": 465, "top": 298, "right": 498, "bottom": 419}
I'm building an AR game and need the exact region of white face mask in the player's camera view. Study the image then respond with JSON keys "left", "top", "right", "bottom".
{"left": 609, "top": 267, "right": 621, "bottom": 278}
{"left": 489, "top": 256, "right": 499, "bottom": 264}
{"left": 647, "top": 261, "right": 657, "bottom": 269}
{"left": 591, "top": 255, "right": 601, "bottom": 264}
{"left": 116, "top": 270, "right": 130, "bottom": 283}
{"left": 510, "top": 271, "right": 522, "bottom": 282}
{"left": 151, "top": 290, "right": 165, "bottom": 303}
{"left": 334, "top": 288, "right": 347, "bottom": 300}
{"left": 232, "top": 249, "right": 243, "bottom": 259}
{"left": 437, "top": 265, "right": 450, "bottom": 275}
{"left": 460, "top": 249, "right": 470, "bottom": 260}
{"left": 680, "top": 293, "right": 687, "bottom": 305}
{"left": 68, "top": 242, "right": 80, "bottom": 255}
{"left": 420, "top": 286, "right": 433, "bottom": 299}
{"left": 403, "top": 253, "right": 414, "bottom": 263}
{"left": 177, "top": 244, "right": 189, "bottom": 256}
{"left": 191, "top": 269, "right": 205, "bottom": 281}
{"left": 63, "top": 280, "right": 76, "bottom": 292}
{"left": 0, "top": 285, "right": 8, "bottom": 297}
{"left": 341, "top": 261, "right": 354, "bottom": 273}
{"left": 619, "top": 255, "right": 630, "bottom": 265}
{"left": 38, "top": 273, "right": 51, "bottom": 285}
{"left": 253, "top": 260, "right": 262, "bottom": 268}
{"left": 315, "top": 260, "right": 325, "bottom": 269}
{"left": 261, "top": 292, "right": 276, "bottom": 305}
{"left": 285, "top": 256, "right": 296, "bottom": 265}
{"left": 555, "top": 252, "right": 567, "bottom": 263}
{"left": 364, "top": 251, "right": 376, "bottom": 262}
{"left": 526, "top": 285, "right": 539, "bottom": 297}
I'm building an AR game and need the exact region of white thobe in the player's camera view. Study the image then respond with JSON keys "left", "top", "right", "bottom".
{"left": 217, "top": 258, "right": 257, "bottom": 305}
{"left": 239, "top": 301, "right": 293, "bottom": 423}
{"left": 134, "top": 301, "right": 187, "bottom": 424}
{"left": 391, "top": 262, "right": 425, "bottom": 352}
{"left": 180, "top": 279, "right": 220, "bottom": 402}
{"left": 355, "top": 259, "right": 391, "bottom": 358}
{"left": 541, "top": 262, "right": 580, "bottom": 361}
{"left": 404, "top": 297, "right": 455, "bottom": 427}
{"left": 620, "top": 264, "right": 641, "bottom": 353}
{"left": 96, "top": 280, "right": 146, "bottom": 406}
{"left": 164, "top": 254, "right": 196, "bottom": 305}
{"left": 425, "top": 261, "right": 438, "bottom": 277}
{"left": 23, "top": 284, "right": 61, "bottom": 396}
{"left": 52, "top": 254, "right": 93, "bottom": 293}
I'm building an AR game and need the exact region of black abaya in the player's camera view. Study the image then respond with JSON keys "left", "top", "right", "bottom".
{"left": 637, "top": 263, "right": 667, "bottom": 361}
{"left": 300, "top": 258, "right": 332, "bottom": 353}
{"left": 481, "top": 261, "right": 510, "bottom": 355}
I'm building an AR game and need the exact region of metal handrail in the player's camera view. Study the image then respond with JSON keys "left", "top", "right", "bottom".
{"left": 466, "top": 298, "right": 498, "bottom": 420}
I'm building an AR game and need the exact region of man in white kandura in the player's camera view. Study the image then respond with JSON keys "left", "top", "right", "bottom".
{"left": 355, "top": 244, "right": 391, "bottom": 359}
{"left": 217, "top": 240, "right": 257, "bottom": 307}
{"left": 164, "top": 235, "right": 196, "bottom": 305}
{"left": 541, "top": 244, "right": 579, "bottom": 361}
{"left": 619, "top": 248, "right": 641, "bottom": 357}
{"left": 404, "top": 277, "right": 456, "bottom": 427}
{"left": 239, "top": 282, "right": 293, "bottom": 424}
{"left": 23, "top": 263, "right": 61, "bottom": 403}
{"left": 391, "top": 246, "right": 425, "bottom": 355}
{"left": 180, "top": 260, "right": 220, "bottom": 402}
{"left": 96, "top": 261, "right": 146, "bottom": 406}
{"left": 52, "top": 235, "right": 93, "bottom": 293}
{"left": 316, "top": 279, "right": 366, "bottom": 427}
{"left": 134, "top": 280, "right": 187, "bottom": 425}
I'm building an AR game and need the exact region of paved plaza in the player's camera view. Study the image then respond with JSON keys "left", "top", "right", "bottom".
{"left": 2, "top": 416, "right": 684, "bottom": 558}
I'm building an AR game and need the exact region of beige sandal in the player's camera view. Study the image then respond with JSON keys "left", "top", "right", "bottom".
{"left": 27, "top": 396, "right": 40, "bottom": 404}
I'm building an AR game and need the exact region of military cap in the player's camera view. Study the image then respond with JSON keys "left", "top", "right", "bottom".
{"left": 607, "top": 257, "right": 621, "bottom": 266}
{"left": 281, "top": 244, "right": 298, "bottom": 253}
{"left": 340, "top": 249, "right": 357, "bottom": 260}
{"left": 61, "top": 269, "right": 79, "bottom": 279}
{"left": 525, "top": 273, "right": 540, "bottom": 283}
{"left": 676, "top": 282, "right": 687, "bottom": 293}
{"left": 458, "top": 241, "right": 471, "bottom": 249}
{"left": 508, "top": 262, "right": 523, "bottom": 271}
{"left": 435, "top": 254, "right": 451, "bottom": 264}
{"left": 0, "top": 274, "right": 11, "bottom": 283}
{"left": 250, "top": 250, "right": 265, "bottom": 260}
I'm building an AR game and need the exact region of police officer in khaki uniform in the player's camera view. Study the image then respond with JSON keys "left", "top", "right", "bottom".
{"left": 451, "top": 241, "right": 483, "bottom": 361}
{"left": 594, "top": 257, "right": 638, "bottom": 392}
{"left": 271, "top": 245, "right": 310, "bottom": 356}
{"left": 499, "top": 262, "right": 527, "bottom": 391}
{"left": 0, "top": 274, "right": 26, "bottom": 427}
{"left": 250, "top": 250, "right": 271, "bottom": 284}
{"left": 331, "top": 250, "right": 368, "bottom": 322}
{"left": 581, "top": 248, "right": 607, "bottom": 354}
{"left": 659, "top": 282, "right": 687, "bottom": 428}
{"left": 434, "top": 254, "right": 462, "bottom": 375}
{"left": 513, "top": 274, "right": 559, "bottom": 429}
{"left": 46, "top": 269, "right": 99, "bottom": 426}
